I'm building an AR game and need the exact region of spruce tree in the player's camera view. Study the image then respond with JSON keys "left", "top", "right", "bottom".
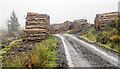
{"left": 7, "top": 11, "right": 20, "bottom": 34}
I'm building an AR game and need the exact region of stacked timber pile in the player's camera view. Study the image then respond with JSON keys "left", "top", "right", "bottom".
{"left": 50, "top": 21, "right": 73, "bottom": 34}
{"left": 73, "top": 19, "right": 90, "bottom": 31}
{"left": 50, "top": 19, "right": 91, "bottom": 34}
{"left": 94, "top": 11, "right": 118, "bottom": 30}
{"left": 22, "top": 12, "right": 50, "bottom": 41}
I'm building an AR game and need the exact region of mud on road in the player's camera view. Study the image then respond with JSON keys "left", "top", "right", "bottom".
{"left": 55, "top": 34, "right": 119, "bottom": 68}
{"left": 56, "top": 36, "right": 68, "bottom": 67}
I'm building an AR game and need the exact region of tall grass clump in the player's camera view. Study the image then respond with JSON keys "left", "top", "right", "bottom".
{"left": 24, "top": 34, "right": 57, "bottom": 67}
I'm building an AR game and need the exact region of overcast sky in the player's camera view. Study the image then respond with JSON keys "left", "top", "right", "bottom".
{"left": 0, "top": 0, "right": 119, "bottom": 30}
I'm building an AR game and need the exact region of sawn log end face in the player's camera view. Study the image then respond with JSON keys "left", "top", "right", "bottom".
{"left": 22, "top": 12, "right": 50, "bottom": 42}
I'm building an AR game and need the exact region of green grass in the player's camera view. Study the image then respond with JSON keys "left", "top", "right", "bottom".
{"left": 65, "top": 30, "right": 73, "bottom": 34}
{"left": 0, "top": 39, "right": 22, "bottom": 55}
{"left": 2, "top": 34, "right": 58, "bottom": 67}
{"left": 80, "top": 35, "right": 118, "bottom": 52}
{"left": 1, "top": 39, "right": 23, "bottom": 67}
{"left": 80, "top": 28, "right": 99, "bottom": 42}
{"left": 80, "top": 36, "right": 91, "bottom": 42}
{"left": 24, "top": 34, "right": 57, "bottom": 67}
{"left": 80, "top": 28, "right": 119, "bottom": 53}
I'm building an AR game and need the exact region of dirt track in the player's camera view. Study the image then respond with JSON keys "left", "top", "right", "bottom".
{"left": 55, "top": 34, "right": 119, "bottom": 67}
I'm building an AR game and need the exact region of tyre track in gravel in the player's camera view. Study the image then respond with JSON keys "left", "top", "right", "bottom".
{"left": 55, "top": 34, "right": 119, "bottom": 67}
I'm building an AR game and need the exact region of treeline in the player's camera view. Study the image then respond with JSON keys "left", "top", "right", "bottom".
{"left": 2, "top": 10, "right": 23, "bottom": 43}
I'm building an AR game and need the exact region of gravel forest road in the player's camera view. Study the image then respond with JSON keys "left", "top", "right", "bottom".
{"left": 55, "top": 34, "right": 119, "bottom": 67}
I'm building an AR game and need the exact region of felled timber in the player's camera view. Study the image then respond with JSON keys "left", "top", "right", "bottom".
{"left": 25, "top": 25, "right": 46, "bottom": 29}
{"left": 24, "top": 29, "right": 47, "bottom": 32}
{"left": 22, "top": 12, "right": 50, "bottom": 41}
{"left": 94, "top": 11, "right": 118, "bottom": 30}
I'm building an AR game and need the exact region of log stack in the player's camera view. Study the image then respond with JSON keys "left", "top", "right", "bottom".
{"left": 50, "top": 21, "right": 73, "bottom": 34}
{"left": 50, "top": 19, "right": 91, "bottom": 34}
{"left": 22, "top": 12, "right": 50, "bottom": 41}
{"left": 73, "top": 19, "right": 89, "bottom": 31}
{"left": 94, "top": 11, "right": 118, "bottom": 30}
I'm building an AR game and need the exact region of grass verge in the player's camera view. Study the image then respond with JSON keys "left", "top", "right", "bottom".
{"left": 80, "top": 29, "right": 119, "bottom": 52}
{"left": 2, "top": 34, "right": 58, "bottom": 67}
{"left": 65, "top": 30, "right": 73, "bottom": 34}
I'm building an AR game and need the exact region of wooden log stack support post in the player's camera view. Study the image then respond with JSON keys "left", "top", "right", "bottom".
{"left": 22, "top": 12, "right": 50, "bottom": 42}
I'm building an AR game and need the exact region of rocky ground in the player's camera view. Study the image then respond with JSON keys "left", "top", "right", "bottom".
{"left": 55, "top": 34, "right": 119, "bottom": 68}
{"left": 56, "top": 37, "right": 68, "bottom": 67}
